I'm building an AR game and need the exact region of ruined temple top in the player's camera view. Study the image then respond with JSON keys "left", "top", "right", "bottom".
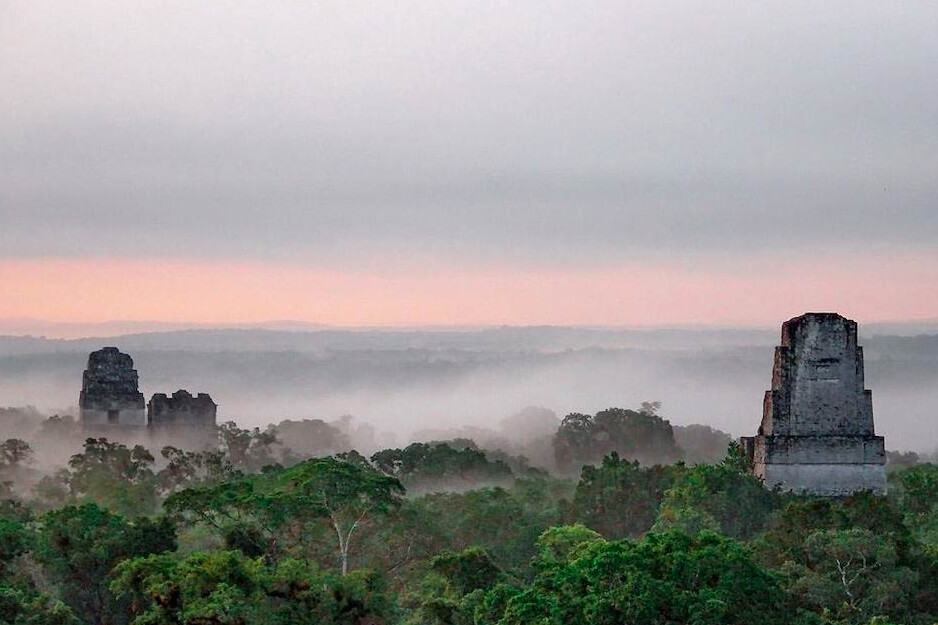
{"left": 780, "top": 313, "right": 856, "bottom": 346}
{"left": 80, "top": 347, "right": 142, "bottom": 399}
{"left": 760, "top": 312, "right": 874, "bottom": 438}
{"left": 148, "top": 389, "right": 217, "bottom": 427}
{"left": 150, "top": 390, "right": 216, "bottom": 408}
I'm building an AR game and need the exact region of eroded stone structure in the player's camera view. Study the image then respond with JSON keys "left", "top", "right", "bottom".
{"left": 741, "top": 313, "right": 886, "bottom": 495}
{"left": 78, "top": 347, "right": 147, "bottom": 426}
{"left": 148, "top": 390, "right": 217, "bottom": 427}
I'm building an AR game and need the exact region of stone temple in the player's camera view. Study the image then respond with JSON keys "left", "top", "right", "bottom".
{"left": 79, "top": 348, "right": 217, "bottom": 438}
{"left": 148, "top": 390, "right": 217, "bottom": 428}
{"left": 741, "top": 313, "right": 886, "bottom": 495}
{"left": 78, "top": 347, "right": 147, "bottom": 426}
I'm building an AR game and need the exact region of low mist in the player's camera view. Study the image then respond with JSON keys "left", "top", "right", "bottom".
{"left": 0, "top": 326, "right": 935, "bottom": 455}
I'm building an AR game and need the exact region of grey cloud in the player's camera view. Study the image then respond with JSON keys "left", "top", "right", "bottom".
{"left": 1, "top": 1, "right": 937, "bottom": 266}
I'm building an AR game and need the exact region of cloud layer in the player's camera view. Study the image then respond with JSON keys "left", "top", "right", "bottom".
{"left": 1, "top": 2, "right": 937, "bottom": 322}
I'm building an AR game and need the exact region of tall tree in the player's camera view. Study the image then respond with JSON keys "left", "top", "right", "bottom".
{"left": 270, "top": 458, "right": 405, "bottom": 575}
{"left": 67, "top": 438, "right": 157, "bottom": 516}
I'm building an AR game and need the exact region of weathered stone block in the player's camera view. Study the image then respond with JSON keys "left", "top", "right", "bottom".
{"left": 148, "top": 390, "right": 217, "bottom": 427}
{"left": 742, "top": 313, "right": 886, "bottom": 495}
{"left": 78, "top": 347, "right": 146, "bottom": 427}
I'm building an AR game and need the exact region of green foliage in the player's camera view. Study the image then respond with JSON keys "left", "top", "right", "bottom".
{"left": 67, "top": 438, "right": 157, "bottom": 516}
{"left": 166, "top": 457, "right": 405, "bottom": 575}
{"left": 270, "top": 457, "right": 406, "bottom": 574}
{"left": 31, "top": 470, "right": 71, "bottom": 513}
{"left": 754, "top": 493, "right": 913, "bottom": 568}
{"left": 495, "top": 529, "right": 799, "bottom": 625}
{"left": 35, "top": 503, "right": 176, "bottom": 625}
{"left": 534, "top": 524, "right": 604, "bottom": 564}
{"left": 371, "top": 442, "right": 513, "bottom": 491}
{"left": 653, "top": 460, "right": 778, "bottom": 539}
{"left": 414, "top": 547, "right": 508, "bottom": 625}
{"left": 573, "top": 452, "right": 676, "bottom": 538}
{"left": 156, "top": 446, "right": 239, "bottom": 496}
{"left": 723, "top": 439, "right": 753, "bottom": 473}
{"left": 553, "top": 408, "right": 683, "bottom": 474}
{"left": 785, "top": 528, "right": 918, "bottom": 624}
{"left": 430, "top": 547, "right": 503, "bottom": 595}
{"left": 6, "top": 433, "right": 938, "bottom": 625}
{"left": 754, "top": 493, "right": 938, "bottom": 624}
{"left": 111, "top": 551, "right": 396, "bottom": 625}
{"left": 218, "top": 422, "right": 280, "bottom": 472}
{"left": 890, "top": 463, "right": 938, "bottom": 548}
{"left": 0, "top": 586, "right": 82, "bottom": 625}
{"left": 0, "top": 519, "right": 30, "bottom": 582}
{"left": 419, "top": 485, "right": 562, "bottom": 576}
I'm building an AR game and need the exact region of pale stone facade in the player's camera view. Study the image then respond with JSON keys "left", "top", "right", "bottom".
{"left": 741, "top": 313, "right": 887, "bottom": 495}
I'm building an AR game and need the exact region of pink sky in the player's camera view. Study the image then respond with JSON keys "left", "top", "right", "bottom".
{"left": 1, "top": 251, "right": 936, "bottom": 327}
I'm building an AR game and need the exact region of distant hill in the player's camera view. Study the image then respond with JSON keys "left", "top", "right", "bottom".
{"left": 0, "top": 325, "right": 779, "bottom": 356}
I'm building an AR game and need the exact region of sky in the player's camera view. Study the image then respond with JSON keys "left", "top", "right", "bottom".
{"left": 1, "top": 1, "right": 937, "bottom": 327}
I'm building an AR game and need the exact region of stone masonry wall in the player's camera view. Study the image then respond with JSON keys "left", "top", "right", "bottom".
{"left": 78, "top": 347, "right": 146, "bottom": 427}
{"left": 743, "top": 313, "right": 886, "bottom": 495}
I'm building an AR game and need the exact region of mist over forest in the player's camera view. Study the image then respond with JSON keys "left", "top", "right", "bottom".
{"left": 1, "top": 324, "right": 937, "bottom": 624}
{"left": 1, "top": 324, "right": 935, "bottom": 452}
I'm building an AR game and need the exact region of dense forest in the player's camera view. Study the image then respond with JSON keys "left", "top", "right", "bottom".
{"left": 0, "top": 406, "right": 934, "bottom": 625}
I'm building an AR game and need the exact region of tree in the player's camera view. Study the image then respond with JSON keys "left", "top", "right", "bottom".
{"left": 0, "top": 440, "right": 34, "bottom": 498}
{"left": 31, "top": 470, "right": 72, "bottom": 512}
{"left": 673, "top": 424, "right": 735, "bottom": 464}
{"left": 553, "top": 408, "right": 684, "bottom": 474}
{"left": 167, "top": 457, "right": 405, "bottom": 575}
{"left": 270, "top": 458, "right": 405, "bottom": 575}
{"left": 552, "top": 413, "right": 594, "bottom": 474}
{"left": 653, "top": 460, "right": 777, "bottom": 539}
{"left": 416, "top": 547, "right": 506, "bottom": 625}
{"left": 495, "top": 529, "right": 801, "bottom": 625}
{"left": 752, "top": 493, "right": 938, "bottom": 623}
{"left": 274, "top": 419, "right": 351, "bottom": 464}
{"left": 164, "top": 478, "right": 264, "bottom": 535}
{"left": 111, "top": 551, "right": 397, "bottom": 625}
{"left": 787, "top": 529, "right": 919, "bottom": 623}
{"left": 67, "top": 438, "right": 157, "bottom": 516}
{"left": 156, "top": 446, "right": 239, "bottom": 495}
{"left": 431, "top": 547, "right": 503, "bottom": 595}
{"left": 371, "top": 442, "right": 513, "bottom": 491}
{"left": 572, "top": 452, "right": 676, "bottom": 538}
{"left": 155, "top": 446, "right": 203, "bottom": 495}
{"left": 416, "top": 483, "right": 566, "bottom": 576}
{"left": 534, "top": 524, "right": 604, "bottom": 564}
{"left": 638, "top": 401, "right": 661, "bottom": 416}
{"left": 0, "top": 518, "right": 30, "bottom": 583}
{"left": 754, "top": 493, "right": 913, "bottom": 569}
{"left": 592, "top": 408, "right": 683, "bottom": 465}
{"left": 0, "top": 586, "right": 82, "bottom": 625}
{"left": 35, "top": 503, "right": 176, "bottom": 625}
{"left": 0, "top": 440, "right": 32, "bottom": 471}
{"left": 889, "top": 463, "right": 938, "bottom": 547}
{"left": 218, "top": 422, "right": 280, "bottom": 472}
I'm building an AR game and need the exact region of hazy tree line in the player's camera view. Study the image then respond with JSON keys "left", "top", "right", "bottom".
{"left": 0, "top": 405, "right": 933, "bottom": 624}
